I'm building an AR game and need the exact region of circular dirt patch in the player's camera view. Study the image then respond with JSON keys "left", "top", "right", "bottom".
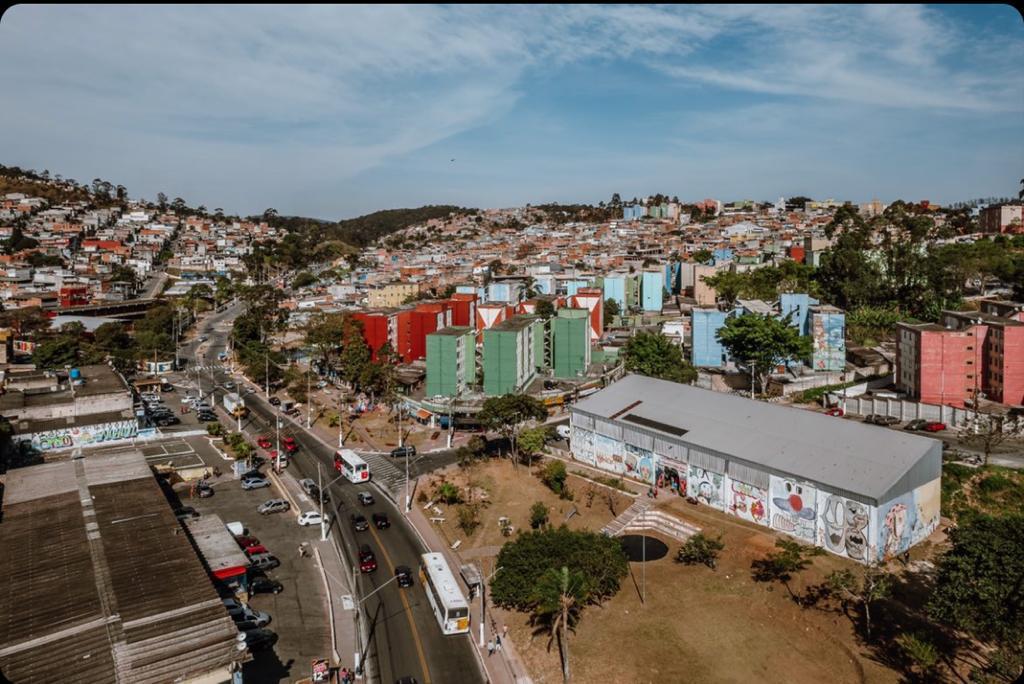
{"left": 619, "top": 534, "right": 669, "bottom": 562}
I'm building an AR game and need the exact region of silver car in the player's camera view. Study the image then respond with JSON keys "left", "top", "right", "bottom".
{"left": 257, "top": 499, "right": 290, "bottom": 515}
{"left": 241, "top": 477, "right": 270, "bottom": 491}
{"left": 248, "top": 553, "right": 280, "bottom": 571}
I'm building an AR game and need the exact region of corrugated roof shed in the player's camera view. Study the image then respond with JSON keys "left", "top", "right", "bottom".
{"left": 572, "top": 374, "right": 941, "bottom": 503}
{"left": 0, "top": 451, "right": 246, "bottom": 683}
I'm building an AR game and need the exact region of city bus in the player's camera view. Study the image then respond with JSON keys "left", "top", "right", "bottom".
{"left": 419, "top": 552, "right": 470, "bottom": 635}
{"left": 333, "top": 448, "right": 369, "bottom": 484}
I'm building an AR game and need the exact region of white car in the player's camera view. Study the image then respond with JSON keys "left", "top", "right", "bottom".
{"left": 556, "top": 425, "right": 571, "bottom": 440}
{"left": 297, "top": 511, "right": 328, "bottom": 527}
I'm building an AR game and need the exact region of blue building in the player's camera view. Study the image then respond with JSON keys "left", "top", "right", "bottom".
{"left": 622, "top": 205, "right": 644, "bottom": 220}
{"left": 664, "top": 261, "right": 681, "bottom": 295}
{"left": 810, "top": 305, "right": 846, "bottom": 372}
{"left": 692, "top": 308, "right": 730, "bottom": 367}
{"left": 564, "top": 279, "right": 590, "bottom": 297}
{"left": 488, "top": 281, "right": 523, "bottom": 304}
{"left": 603, "top": 274, "right": 626, "bottom": 311}
{"left": 712, "top": 248, "right": 734, "bottom": 266}
{"left": 534, "top": 275, "right": 555, "bottom": 295}
{"left": 641, "top": 270, "right": 664, "bottom": 312}
{"left": 780, "top": 293, "right": 819, "bottom": 336}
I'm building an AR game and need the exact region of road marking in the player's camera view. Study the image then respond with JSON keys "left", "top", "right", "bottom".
{"left": 367, "top": 524, "right": 432, "bottom": 684}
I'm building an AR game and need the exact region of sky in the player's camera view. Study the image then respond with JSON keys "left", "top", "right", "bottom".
{"left": 1, "top": 4, "right": 1022, "bottom": 219}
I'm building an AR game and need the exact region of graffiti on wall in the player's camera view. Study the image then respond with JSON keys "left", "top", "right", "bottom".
{"left": 812, "top": 313, "right": 846, "bottom": 372}
{"left": 819, "top": 492, "right": 870, "bottom": 561}
{"left": 593, "top": 433, "right": 624, "bottom": 474}
{"left": 687, "top": 466, "right": 724, "bottom": 510}
{"left": 876, "top": 481, "right": 940, "bottom": 561}
{"left": 571, "top": 427, "right": 596, "bottom": 466}
{"left": 655, "top": 458, "right": 687, "bottom": 497}
{"left": 730, "top": 481, "right": 768, "bottom": 525}
{"left": 770, "top": 477, "right": 818, "bottom": 542}
{"left": 29, "top": 419, "right": 139, "bottom": 452}
{"left": 623, "top": 443, "right": 655, "bottom": 483}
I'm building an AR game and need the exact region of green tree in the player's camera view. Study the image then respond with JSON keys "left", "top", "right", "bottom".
{"left": 435, "top": 481, "right": 462, "bottom": 505}
{"left": 751, "top": 538, "right": 826, "bottom": 602}
{"left": 517, "top": 426, "right": 548, "bottom": 468}
{"left": 826, "top": 566, "right": 893, "bottom": 641}
{"left": 305, "top": 312, "right": 348, "bottom": 373}
{"left": 292, "top": 271, "right": 318, "bottom": 289}
{"left": 929, "top": 514, "right": 1024, "bottom": 652}
{"left": 530, "top": 501, "right": 549, "bottom": 529}
{"left": 716, "top": 313, "right": 811, "bottom": 395}
{"left": 894, "top": 633, "right": 940, "bottom": 681}
{"left": 478, "top": 394, "right": 548, "bottom": 469}
{"left": 690, "top": 249, "right": 713, "bottom": 264}
{"left": 676, "top": 533, "right": 725, "bottom": 570}
{"left": 530, "top": 566, "right": 590, "bottom": 683}
{"left": 621, "top": 331, "right": 697, "bottom": 384}
{"left": 535, "top": 299, "right": 556, "bottom": 318}
{"left": 603, "top": 298, "right": 619, "bottom": 326}
{"left": 540, "top": 459, "right": 570, "bottom": 498}
{"left": 32, "top": 333, "right": 80, "bottom": 369}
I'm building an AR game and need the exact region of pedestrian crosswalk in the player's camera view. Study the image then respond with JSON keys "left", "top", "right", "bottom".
{"left": 362, "top": 452, "right": 405, "bottom": 495}
{"left": 188, "top": 364, "right": 230, "bottom": 373}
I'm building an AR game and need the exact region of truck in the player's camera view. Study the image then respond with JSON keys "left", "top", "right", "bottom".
{"left": 223, "top": 392, "right": 247, "bottom": 418}
{"left": 280, "top": 399, "right": 295, "bottom": 414}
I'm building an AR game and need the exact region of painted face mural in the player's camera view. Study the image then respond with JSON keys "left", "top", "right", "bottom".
{"left": 688, "top": 466, "right": 724, "bottom": 509}
{"left": 844, "top": 501, "right": 869, "bottom": 561}
{"left": 822, "top": 495, "right": 847, "bottom": 553}
{"left": 731, "top": 481, "right": 768, "bottom": 525}
{"left": 771, "top": 479, "right": 817, "bottom": 541}
{"left": 883, "top": 503, "right": 908, "bottom": 558}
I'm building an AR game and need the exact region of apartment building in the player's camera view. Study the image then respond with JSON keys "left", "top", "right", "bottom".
{"left": 367, "top": 281, "right": 420, "bottom": 308}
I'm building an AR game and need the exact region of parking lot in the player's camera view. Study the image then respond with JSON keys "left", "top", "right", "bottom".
{"left": 95, "top": 435, "right": 334, "bottom": 683}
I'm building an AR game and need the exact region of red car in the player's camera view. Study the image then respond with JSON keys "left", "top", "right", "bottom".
{"left": 256, "top": 436, "right": 272, "bottom": 449}
{"left": 283, "top": 437, "right": 299, "bottom": 454}
{"left": 358, "top": 545, "right": 377, "bottom": 573}
{"left": 923, "top": 422, "right": 947, "bottom": 432}
{"left": 236, "top": 535, "right": 261, "bottom": 549}
{"left": 825, "top": 407, "right": 844, "bottom": 417}
{"left": 244, "top": 544, "right": 269, "bottom": 556}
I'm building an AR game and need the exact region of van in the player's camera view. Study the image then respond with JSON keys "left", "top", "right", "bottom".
{"left": 390, "top": 445, "right": 416, "bottom": 459}
{"left": 556, "top": 425, "right": 571, "bottom": 440}
{"left": 226, "top": 521, "right": 246, "bottom": 537}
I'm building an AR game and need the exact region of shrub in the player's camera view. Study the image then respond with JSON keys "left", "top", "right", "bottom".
{"left": 457, "top": 504, "right": 481, "bottom": 537}
{"left": 417, "top": 490, "right": 429, "bottom": 504}
{"left": 540, "top": 460, "right": 568, "bottom": 496}
{"left": 436, "top": 481, "right": 462, "bottom": 505}
{"left": 530, "top": 502, "right": 549, "bottom": 529}
{"left": 895, "top": 633, "right": 939, "bottom": 678}
{"left": 676, "top": 533, "right": 725, "bottom": 569}
{"left": 206, "top": 422, "right": 224, "bottom": 437}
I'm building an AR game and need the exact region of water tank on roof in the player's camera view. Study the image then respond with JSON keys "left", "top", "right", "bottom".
{"left": 69, "top": 368, "right": 81, "bottom": 380}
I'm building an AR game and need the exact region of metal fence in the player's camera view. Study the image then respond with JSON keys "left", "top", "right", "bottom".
{"left": 843, "top": 396, "right": 975, "bottom": 428}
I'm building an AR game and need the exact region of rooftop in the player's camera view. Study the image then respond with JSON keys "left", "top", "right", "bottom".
{"left": 489, "top": 317, "right": 536, "bottom": 333}
{"left": 429, "top": 326, "right": 474, "bottom": 337}
{"left": 0, "top": 451, "right": 244, "bottom": 683}
{"left": 572, "top": 374, "right": 940, "bottom": 503}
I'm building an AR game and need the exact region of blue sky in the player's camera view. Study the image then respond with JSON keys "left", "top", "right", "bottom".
{"left": 0, "top": 4, "right": 1021, "bottom": 219}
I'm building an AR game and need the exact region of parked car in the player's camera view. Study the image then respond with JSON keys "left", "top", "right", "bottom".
{"left": 351, "top": 514, "right": 369, "bottom": 532}
{"left": 196, "top": 481, "right": 214, "bottom": 498}
{"left": 223, "top": 381, "right": 235, "bottom": 390}
{"left": 174, "top": 506, "right": 200, "bottom": 520}
{"left": 227, "top": 606, "right": 271, "bottom": 628}
{"left": 864, "top": 414, "right": 899, "bottom": 426}
{"left": 197, "top": 413, "right": 218, "bottom": 422}
{"left": 268, "top": 396, "right": 281, "bottom": 406}
{"left": 298, "top": 511, "right": 328, "bottom": 527}
{"left": 357, "top": 491, "right": 375, "bottom": 506}
{"left": 390, "top": 445, "right": 416, "bottom": 459}
{"left": 244, "top": 544, "right": 269, "bottom": 556}
{"left": 256, "top": 436, "right": 272, "bottom": 449}
{"left": 198, "top": 335, "right": 209, "bottom": 343}
{"left": 239, "top": 628, "right": 277, "bottom": 652}
{"left": 824, "top": 407, "right": 845, "bottom": 417}
{"left": 241, "top": 477, "right": 271, "bottom": 491}
{"left": 905, "top": 419, "right": 929, "bottom": 431}
{"left": 250, "top": 576, "right": 283, "bottom": 595}
{"left": 395, "top": 565, "right": 414, "bottom": 588}
{"left": 235, "top": 535, "right": 262, "bottom": 549}
{"left": 283, "top": 437, "right": 299, "bottom": 454}
{"left": 248, "top": 553, "right": 280, "bottom": 571}
{"left": 358, "top": 545, "right": 377, "bottom": 573}
{"left": 258, "top": 499, "right": 290, "bottom": 515}
{"left": 556, "top": 425, "right": 572, "bottom": 440}
{"left": 923, "top": 421, "right": 947, "bottom": 432}
{"left": 372, "top": 512, "right": 390, "bottom": 529}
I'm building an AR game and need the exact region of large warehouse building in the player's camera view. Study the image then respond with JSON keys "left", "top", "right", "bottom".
{"left": 570, "top": 375, "right": 942, "bottom": 563}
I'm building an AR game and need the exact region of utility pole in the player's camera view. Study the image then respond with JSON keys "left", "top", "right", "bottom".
{"left": 306, "top": 369, "right": 311, "bottom": 429}
{"left": 265, "top": 352, "right": 269, "bottom": 398}
{"left": 275, "top": 403, "right": 281, "bottom": 473}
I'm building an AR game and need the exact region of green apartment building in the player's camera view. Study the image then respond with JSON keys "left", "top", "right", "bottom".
{"left": 553, "top": 308, "right": 591, "bottom": 379}
{"left": 425, "top": 327, "right": 475, "bottom": 397}
{"left": 483, "top": 317, "right": 538, "bottom": 396}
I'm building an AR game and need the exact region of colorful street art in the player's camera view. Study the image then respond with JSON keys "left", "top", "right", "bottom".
{"left": 571, "top": 427, "right": 596, "bottom": 467}
{"left": 624, "top": 443, "right": 655, "bottom": 484}
{"left": 687, "top": 466, "right": 724, "bottom": 510}
{"left": 819, "top": 492, "right": 870, "bottom": 561}
{"left": 593, "top": 433, "right": 624, "bottom": 475}
{"left": 730, "top": 481, "right": 768, "bottom": 526}
{"left": 876, "top": 481, "right": 940, "bottom": 561}
{"left": 769, "top": 476, "right": 818, "bottom": 542}
{"left": 812, "top": 312, "right": 846, "bottom": 372}
{"left": 28, "top": 419, "right": 139, "bottom": 452}
{"left": 655, "top": 459, "right": 687, "bottom": 497}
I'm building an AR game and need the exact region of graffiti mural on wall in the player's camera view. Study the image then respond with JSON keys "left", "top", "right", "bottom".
{"left": 655, "top": 458, "right": 687, "bottom": 497}
{"left": 571, "top": 428, "right": 596, "bottom": 467}
{"left": 687, "top": 466, "right": 724, "bottom": 510}
{"left": 29, "top": 419, "right": 139, "bottom": 452}
{"left": 730, "top": 481, "right": 768, "bottom": 525}
{"left": 593, "top": 433, "right": 624, "bottom": 475}
{"left": 770, "top": 477, "right": 818, "bottom": 542}
{"left": 623, "top": 443, "right": 655, "bottom": 483}
{"left": 819, "top": 492, "right": 870, "bottom": 561}
{"left": 876, "top": 481, "right": 940, "bottom": 561}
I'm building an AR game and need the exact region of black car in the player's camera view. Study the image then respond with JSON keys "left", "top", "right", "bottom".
{"left": 174, "top": 506, "right": 200, "bottom": 520}
{"left": 905, "top": 419, "right": 928, "bottom": 431}
{"left": 268, "top": 397, "right": 281, "bottom": 406}
{"left": 250, "top": 576, "right": 283, "bottom": 595}
{"left": 197, "top": 482, "right": 214, "bottom": 498}
{"left": 351, "top": 514, "right": 369, "bottom": 532}
{"left": 395, "top": 565, "right": 414, "bottom": 588}
{"left": 390, "top": 445, "right": 416, "bottom": 459}
{"left": 197, "top": 413, "right": 218, "bottom": 422}
{"left": 156, "top": 416, "right": 181, "bottom": 427}
{"left": 241, "top": 628, "right": 277, "bottom": 652}
{"left": 372, "top": 512, "right": 390, "bottom": 529}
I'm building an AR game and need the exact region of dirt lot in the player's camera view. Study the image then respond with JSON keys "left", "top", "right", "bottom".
{"left": 426, "top": 455, "right": 920, "bottom": 684}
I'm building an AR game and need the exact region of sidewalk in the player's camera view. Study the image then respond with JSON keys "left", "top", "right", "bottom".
{"left": 403, "top": 486, "right": 534, "bottom": 684}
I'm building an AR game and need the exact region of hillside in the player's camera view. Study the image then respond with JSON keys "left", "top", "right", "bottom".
{"left": 0, "top": 165, "right": 92, "bottom": 205}
{"left": 304, "top": 205, "right": 478, "bottom": 247}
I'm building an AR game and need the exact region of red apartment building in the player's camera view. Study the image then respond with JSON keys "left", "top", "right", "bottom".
{"left": 355, "top": 300, "right": 456, "bottom": 364}
{"left": 896, "top": 299, "right": 1024, "bottom": 407}
{"left": 59, "top": 285, "right": 90, "bottom": 308}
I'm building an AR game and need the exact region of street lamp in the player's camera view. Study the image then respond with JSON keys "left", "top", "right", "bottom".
{"left": 478, "top": 565, "right": 503, "bottom": 648}
{"left": 317, "top": 461, "right": 353, "bottom": 542}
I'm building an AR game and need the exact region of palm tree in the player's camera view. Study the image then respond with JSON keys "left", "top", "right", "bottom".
{"left": 1018, "top": 177, "right": 1023, "bottom": 200}
{"left": 530, "top": 566, "right": 589, "bottom": 683}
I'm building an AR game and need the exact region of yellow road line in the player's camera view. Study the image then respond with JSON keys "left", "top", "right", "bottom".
{"left": 368, "top": 524, "right": 432, "bottom": 684}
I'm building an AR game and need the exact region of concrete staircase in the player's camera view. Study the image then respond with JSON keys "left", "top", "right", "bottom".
{"left": 621, "top": 508, "right": 701, "bottom": 544}
{"left": 601, "top": 499, "right": 652, "bottom": 537}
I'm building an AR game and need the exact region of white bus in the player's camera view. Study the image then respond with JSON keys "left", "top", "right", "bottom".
{"left": 333, "top": 448, "right": 369, "bottom": 484}
{"left": 419, "top": 552, "right": 470, "bottom": 635}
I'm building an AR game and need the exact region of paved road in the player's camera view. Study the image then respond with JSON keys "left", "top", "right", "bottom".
{"left": 175, "top": 300, "right": 482, "bottom": 684}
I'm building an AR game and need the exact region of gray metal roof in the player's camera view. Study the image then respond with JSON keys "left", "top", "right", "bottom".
{"left": 572, "top": 374, "right": 941, "bottom": 502}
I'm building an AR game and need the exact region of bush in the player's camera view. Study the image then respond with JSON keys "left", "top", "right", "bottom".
{"left": 436, "top": 482, "right": 462, "bottom": 505}
{"left": 530, "top": 502, "right": 549, "bottom": 529}
{"left": 206, "top": 422, "right": 224, "bottom": 437}
{"left": 676, "top": 533, "right": 725, "bottom": 569}
{"left": 457, "top": 504, "right": 481, "bottom": 537}
{"left": 540, "top": 459, "right": 568, "bottom": 496}
{"left": 491, "top": 526, "right": 629, "bottom": 610}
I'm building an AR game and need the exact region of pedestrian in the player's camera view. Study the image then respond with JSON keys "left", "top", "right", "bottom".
{"left": 502, "top": 624, "right": 508, "bottom": 639}
{"left": 298, "top": 543, "right": 307, "bottom": 558}
{"left": 495, "top": 634, "right": 502, "bottom": 652}
{"left": 487, "top": 638, "right": 495, "bottom": 657}
{"left": 339, "top": 667, "right": 349, "bottom": 684}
